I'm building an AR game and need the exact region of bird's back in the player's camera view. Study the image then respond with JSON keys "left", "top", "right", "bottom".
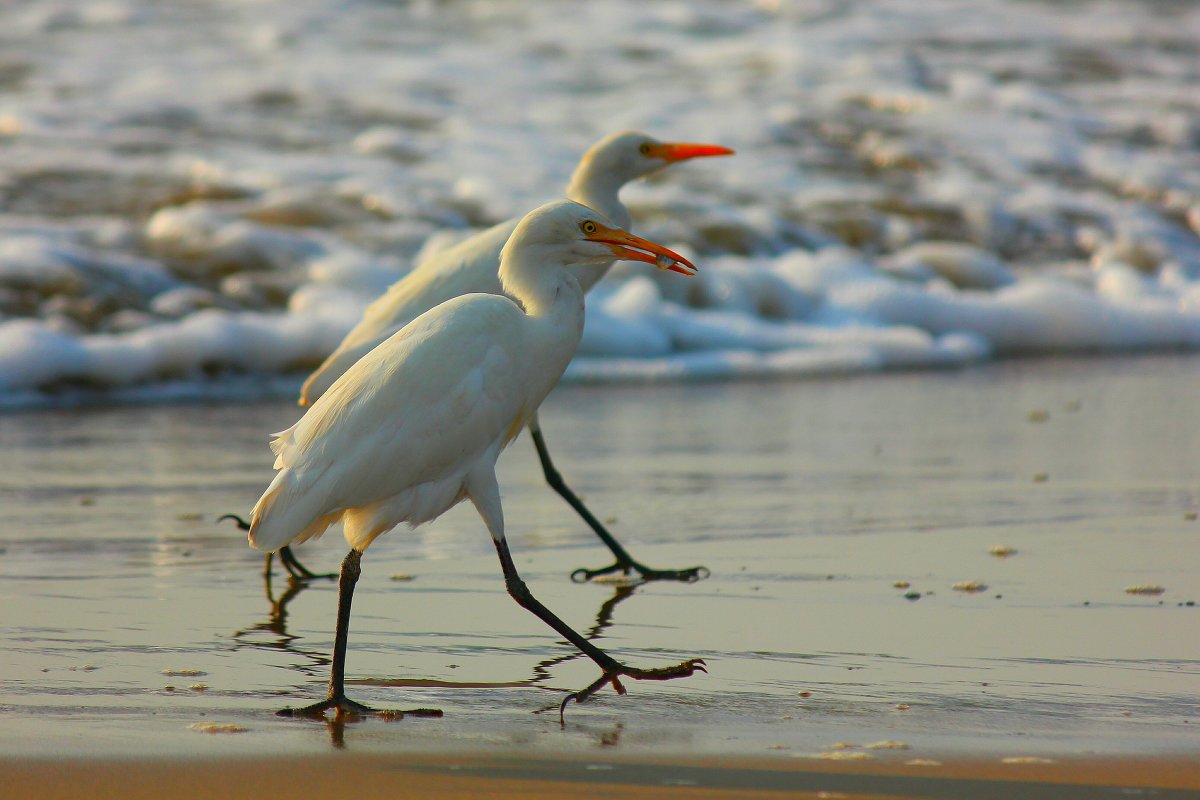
{"left": 298, "top": 218, "right": 520, "bottom": 405}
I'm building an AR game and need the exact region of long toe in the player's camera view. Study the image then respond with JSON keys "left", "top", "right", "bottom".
{"left": 571, "top": 561, "right": 710, "bottom": 584}
{"left": 276, "top": 695, "right": 378, "bottom": 719}
{"left": 282, "top": 563, "right": 338, "bottom": 582}
{"left": 560, "top": 657, "right": 707, "bottom": 720}
{"left": 571, "top": 562, "right": 626, "bottom": 583}
{"left": 218, "top": 513, "right": 250, "bottom": 531}
{"left": 624, "top": 658, "right": 707, "bottom": 681}
{"left": 279, "top": 548, "right": 338, "bottom": 581}
{"left": 638, "top": 565, "right": 709, "bottom": 583}
{"left": 277, "top": 695, "right": 443, "bottom": 720}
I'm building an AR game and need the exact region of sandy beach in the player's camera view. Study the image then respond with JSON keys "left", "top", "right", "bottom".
{"left": 5, "top": 753, "right": 1200, "bottom": 799}
{"left": 2, "top": 355, "right": 1199, "bottom": 797}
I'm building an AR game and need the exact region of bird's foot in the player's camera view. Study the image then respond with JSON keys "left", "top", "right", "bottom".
{"left": 558, "top": 658, "right": 706, "bottom": 721}
{"left": 218, "top": 513, "right": 250, "bottom": 531}
{"left": 218, "top": 515, "right": 336, "bottom": 582}
{"left": 277, "top": 546, "right": 337, "bottom": 581}
{"left": 276, "top": 693, "right": 443, "bottom": 721}
{"left": 570, "top": 559, "right": 709, "bottom": 585}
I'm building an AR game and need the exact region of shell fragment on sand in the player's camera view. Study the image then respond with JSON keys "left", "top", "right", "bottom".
{"left": 1124, "top": 584, "right": 1166, "bottom": 595}
{"left": 189, "top": 723, "right": 248, "bottom": 734}
{"left": 818, "top": 751, "right": 874, "bottom": 761}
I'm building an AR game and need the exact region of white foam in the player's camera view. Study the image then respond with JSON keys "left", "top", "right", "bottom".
{"left": 883, "top": 242, "right": 1016, "bottom": 290}
{"left": 0, "top": 0, "right": 1199, "bottom": 406}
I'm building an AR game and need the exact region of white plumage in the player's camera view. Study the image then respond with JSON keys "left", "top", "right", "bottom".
{"left": 252, "top": 296, "right": 531, "bottom": 552}
{"left": 251, "top": 202, "right": 610, "bottom": 552}
{"left": 246, "top": 200, "right": 703, "bottom": 719}
{"left": 264, "top": 132, "right": 730, "bottom": 585}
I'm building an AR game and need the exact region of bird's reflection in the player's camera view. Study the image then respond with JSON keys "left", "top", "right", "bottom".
{"left": 599, "top": 721, "right": 624, "bottom": 747}
{"left": 232, "top": 571, "right": 645, "bottom": 749}
{"left": 233, "top": 569, "right": 309, "bottom": 651}
{"left": 324, "top": 715, "right": 348, "bottom": 749}
{"left": 529, "top": 583, "right": 637, "bottom": 688}
{"left": 230, "top": 572, "right": 331, "bottom": 701}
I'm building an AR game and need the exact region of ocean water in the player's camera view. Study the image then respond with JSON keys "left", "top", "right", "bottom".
{"left": 0, "top": 0, "right": 1198, "bottom": 406}
{"left": 1, "top": 357, "right": 1197, "bottom": 759}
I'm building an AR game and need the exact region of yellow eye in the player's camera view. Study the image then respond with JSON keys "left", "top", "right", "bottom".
{"left": 581, "top": 220, "right": 597, "bottom": 235}
{"left": 638, "top": 143, "right": 652, "bottom": 156}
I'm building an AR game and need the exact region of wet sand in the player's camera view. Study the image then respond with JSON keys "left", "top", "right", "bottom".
{"left": 1, "top": 356, "right": 1199, "bottom": 795}
{"left": 5, "top": 753, "right": 1200, "bottom": 799}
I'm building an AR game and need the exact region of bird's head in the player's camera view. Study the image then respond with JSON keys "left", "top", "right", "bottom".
{"left": 581, "top": 131, "right": 735, "bottom": 184}
{"left": 504, "top": 200, "right": 697, "bottom": 276}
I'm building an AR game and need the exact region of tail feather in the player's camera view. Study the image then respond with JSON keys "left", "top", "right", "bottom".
{"left": 248, "top": 469, "right": 341, "bottom": 552}
{"left": 339, "top": 478, "right": 468, "bottom": 551}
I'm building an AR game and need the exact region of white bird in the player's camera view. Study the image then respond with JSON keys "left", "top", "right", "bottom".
{"left": 248, "top": 200, "right": 705, "bottom": 719}
{"left": 272, "top": 132, "right": 733, "bottom": 584}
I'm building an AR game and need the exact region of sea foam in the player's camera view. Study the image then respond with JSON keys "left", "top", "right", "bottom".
{"left": 0, "top": 0, "right": 1198, "bottom": 407}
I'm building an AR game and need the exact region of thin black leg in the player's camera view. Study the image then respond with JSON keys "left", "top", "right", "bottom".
{"left": 218, "top": 514, "right": 336, "bottom": 581}
{"left": 278, "top": 545, "right": 337, "bottom": 581}
{"left": 492, "top": 537, "right": 704, "bottom": 721}
{"left": 528, "top": 425, "right": 708, "bottom": 584}
{"left": 276, "top": 549, "right": 442, "bottom": 721}
{"left": 531, "top": 584, "right": 638, "bottom": 683}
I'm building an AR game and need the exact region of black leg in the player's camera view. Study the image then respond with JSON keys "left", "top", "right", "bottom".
{"left": 278, "top": 545, "right": 337, "bottom": 581}
{"left": 492, "top": 537, "right": 704, "bottom": 722}
{"left": 276, "top": 549, "right": 442, "bottom": 721}
{"left": 528, "top": 425, "right": 708, "bottom": 584}
{"left": 531, "top": 584, "right": 638, "bottom": 681}
{"left": 218, "top": 514, "right": 336, "bottom": 581}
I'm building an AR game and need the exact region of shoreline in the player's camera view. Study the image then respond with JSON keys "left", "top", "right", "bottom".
{"left": 5, "top": 751, "right": 1199, "bottom": 799}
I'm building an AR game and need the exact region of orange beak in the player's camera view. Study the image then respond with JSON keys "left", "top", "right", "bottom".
{"left": 645, "top": 141, "right": 735, "bottom": 163}
{"left": 585, "top": 223, "right": 698, "bottom": 276}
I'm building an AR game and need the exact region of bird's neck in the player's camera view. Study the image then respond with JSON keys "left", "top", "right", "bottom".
{"left": 502, "top": 258, "right": 585, "bottom": 390}
{"left": 565, "top": 165, "right": 632, "bottom": 230}
{"left": 564, "top": 167, "right": 631, "bottom": 293}
{"left": 499, "top": 250, "right": 585, "bottom": 320}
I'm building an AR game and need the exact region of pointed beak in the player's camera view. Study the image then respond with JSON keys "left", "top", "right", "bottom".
{"left": 586, "top": 224, "right": 698, "bottom": 276}
{"left": 646, "top": 141, "right": 735, "bottom": 163}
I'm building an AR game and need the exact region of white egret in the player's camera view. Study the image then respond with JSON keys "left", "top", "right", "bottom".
{"left": 248, "top": 200, "right": 704, "bottom": 719}
{"left": 270, "top": 132, "right": 733, "bottom": 584}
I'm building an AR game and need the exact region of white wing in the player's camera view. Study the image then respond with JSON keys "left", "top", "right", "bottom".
{"left": 299, "top": 218, "right": 519, "bottom": 405}
{"left": 251, "top": 292, "right": 533, "bottom": 552}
